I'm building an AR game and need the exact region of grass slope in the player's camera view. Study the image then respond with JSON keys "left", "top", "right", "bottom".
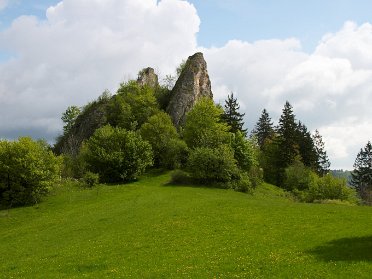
{"left": 1, "top": 172, "right": 372, "bottom": 278}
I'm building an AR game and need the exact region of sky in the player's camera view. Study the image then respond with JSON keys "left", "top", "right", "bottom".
{"left": 1, "top": 0, "right": 372, "bottom": 170}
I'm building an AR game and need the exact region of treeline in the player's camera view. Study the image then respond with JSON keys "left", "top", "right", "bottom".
{"left": 0, "top": 66, "right": 367, "bottom": 207}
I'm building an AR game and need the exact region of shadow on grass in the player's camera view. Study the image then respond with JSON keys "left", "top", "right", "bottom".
{"left": 308, "top": 236, "right": 372, "bottom": 262}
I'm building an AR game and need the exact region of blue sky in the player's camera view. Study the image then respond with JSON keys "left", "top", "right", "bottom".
{"left": 1, "top": 0, "right": 372, "bottom": 169}
{"left": 190, "top": 0, "right": 372, "bottom": 52}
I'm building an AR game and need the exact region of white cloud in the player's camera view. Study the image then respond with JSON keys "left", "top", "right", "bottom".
{"left": 1, "top": 1, "right": 372, "bottom": 170}
{"left": 0, "top": 0, "right": 199, "bottom": 140}
{"left": 0, "top": 0, "right": 8, "bottom": 11}
{"left": 203, "top": 21, "right": 372, "bottom": 169}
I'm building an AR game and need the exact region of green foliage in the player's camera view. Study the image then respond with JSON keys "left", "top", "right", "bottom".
{"left": 54, "top": 92, "right": 111, "bottom": 156}
{"left": 231, "top": 131, "right": 259, "bottom": 171}
{"left": 107, "top": 81, "right": 159, "bottom": 130}
{"left": 276, "top": 101, "right": 299, "bottom": 172}
{"left": 221, "top": 92, "right": 247, "bottom": 136}
{"left": 284, "top": 160, "right": 317, "bottom": 191}
{"left": 259, "top": 136, "right": 281, "bottom": 185}
{"left": 284, "top": 162, "right": 357, "bottom": 204}
{"left": 154, "top": 86, "right": 172, "bottom": 110}
{"left": 312, "top": 129, "right": 331, "bottom": 175}
{"left": 296, "top": 122, "right": 318, "bottom": 170}
{"left": 140, "top": 112, "right": 188, "bottom": 169}
{"left": 81, "top": 125, "right": 153, "bottom": 183}
{"left": 0, "top": 137, "right": 61, "bottom": 207}
{"left": 169, "top": 169, "right": 192, "bottom": 185}
{"left": 252, "top": 109, "right": 274, "bottom": 148}
{"left": 61, "top": 106, "right": 81, "bottom": 134}
{"left": 230, "top": 172, "right": 252, "bottom": 193}
{"left": 351, "top": 141, "right": 372, "bottom": 204}
{"left": 61, "top": 153, "right": 86, "bottom": 179}
{"left": 183, "top": 98, "right": 230, "bottom": 149}
{"left": 82, "top": 172, "right": 99, "bottom": 188}
{"left": 186, "top": 145, "right": 240, "bottom": 184}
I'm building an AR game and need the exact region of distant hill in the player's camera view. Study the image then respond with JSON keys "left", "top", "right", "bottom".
{"left": 330, "top": 169, "right": 352, "bottom": 185}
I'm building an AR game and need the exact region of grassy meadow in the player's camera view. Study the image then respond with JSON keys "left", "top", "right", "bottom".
{"left": 1, "top": 172, "right": 372, "bottom": 278}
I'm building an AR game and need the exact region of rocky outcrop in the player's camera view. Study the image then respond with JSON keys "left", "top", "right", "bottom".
{"left": 137, "top": 67, "right": 158, "bottom": 88}
{"left": 167, "top": 52, "right": 213, "bottom": 127}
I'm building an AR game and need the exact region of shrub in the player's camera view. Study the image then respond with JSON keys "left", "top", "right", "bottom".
{"left": 307, "top": 174, "right": 358, "bottom": 203}
{"left": 107, "top": 81, "right": 159, "bottom": 130}
{"left": 169, "top": 170, "right": 192, "bottom": 185}
{"left": 231, "top": 131, "right": 259, "bottom": 171}
{"left": 81, "top": 125, "right": 153, "bottom": 183}
{"left": 82, "top": 172, "right": 99, "bottom": 188}
{"left": 0, "top": 137, "right": 61, "bottom": 207}
{"left": 183, "top": 98, "right": 230, "bottom": 149}
{"left": 139, "top": 112, "right": 187, "bottom": 169}
{"left": 230, "top": 172, "right": 252, "bottom": 193}
{"left": 186, "top": 145, "right": 240, "bottom": 184}
{"left": 284, "top": 161, "right": 317, "bottom": 191}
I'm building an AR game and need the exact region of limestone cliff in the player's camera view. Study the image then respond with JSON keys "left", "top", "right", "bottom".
{"left": 137, "top": 67, "right": 158, "bottom": 88}
{"left": 167, "top": 52, "right": 213, "bottom": 127}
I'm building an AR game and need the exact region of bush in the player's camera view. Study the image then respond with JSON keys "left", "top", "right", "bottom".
{"left": 231, "top": 131, "right": 259, "bottom": 171}
{"left": 186, "top": 145, "right": 240, "bottom": 184}
{"left": 230, "top": 172, "right": 252, "bottom": 193}
{"left": 183, "top": 98, "right": 230, "bottom": 149}
{"left": 0, "top": 137, "right": 61, "bottom": 207}
{"left": 284, "top": 161, "right": 317, "bottom": 191}
{"left": 81, "top": 125, "right": 153, "bottom": 183}
{"left": 169, "top": 170, "right": 192, "bottom": 185}
{"left": 307, "top": 174, "right": 358, "bottom": 203}
{"left": 139, "top": 112, "right": 188, "bottom": 169}
{"left": 82, "top": 172, "right": 99, "bottom": 188}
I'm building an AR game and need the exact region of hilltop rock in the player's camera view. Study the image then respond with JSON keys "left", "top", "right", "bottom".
{"left": 167, "top": 52, "right": 213, "bottom": 127}
{"left": 137, "top": 67, "right": 158, "bottom": 88}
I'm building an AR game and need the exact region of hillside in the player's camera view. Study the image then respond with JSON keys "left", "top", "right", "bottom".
{"left": 1, "top": 173, "right": 372, "bottom": 278}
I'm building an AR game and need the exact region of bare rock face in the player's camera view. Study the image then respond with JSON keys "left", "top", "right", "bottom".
{"left": 167, "top": 52, "right": 213, "bottom": 127}
{"left": 137, "top": 67, "right": 158, "bottom": 88}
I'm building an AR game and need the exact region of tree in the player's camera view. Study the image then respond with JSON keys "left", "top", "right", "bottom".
{"left": 61, "top": 106, "right": 81, "bottom": 134}
{"left": 140, "top": 112, "right": 188, "bottom": 169}
{"left": 107, "top": 81, "right": 159, "bottom": 130}
{"left": 0, "top": 137, "right": 61, "bottom": 207}
{"left": 351, "top": 141, "right": 372, "bottom": 203}
{"left": 81, "top": 125, "right": 153, "bottom": 183}
{"left": 252, "top": 109, "right": 274, "bottom": 148}
{"left": 312, "top": 129, "right": 331, "bottom": 176}
{"left": 183, "top": 97, "right": 230, "bottom": 149}
{"left": 231, "top": 131, "right": 258, "bottom": 172}
{"left": 296, "top": 122, "right": 317, "bottom": 170}
{"left": 276, "top": 101, "right": 299, "bottom": 184}
{"left": 221, "top": 92, "right": 247, "bottom": 136}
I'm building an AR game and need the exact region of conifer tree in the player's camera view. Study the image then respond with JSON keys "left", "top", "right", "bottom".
{"left": 351, "top": 141, "right": 372, "bottom": 203}
{"left": 252, "top": 109, "right": 274, "bottom": 148}
{"left": 221, "top": 92, "right": 247, "bottom": 136}
{"left": 312, "top": 129, "right": 331, "bottom": 176}
{"left": 277, "top": 101, "right": 299, "bottom": 168}
{"left": 296, "top": 122, "right": 317, "bottom": 169}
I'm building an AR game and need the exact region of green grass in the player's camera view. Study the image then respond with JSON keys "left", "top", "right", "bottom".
{"left": 1, "top": 172, "right": 372, "bottom": 278}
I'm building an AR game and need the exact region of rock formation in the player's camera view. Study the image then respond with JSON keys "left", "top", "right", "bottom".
{"left": 167, "top": 52, "right": 213, "bottom": 127}
{"left": 137, "top": 67, "right": 158, "bottom": 88}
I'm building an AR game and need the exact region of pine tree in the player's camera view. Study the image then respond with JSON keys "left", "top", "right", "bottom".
{"left": 277, "top": 101, "right": 299, "bottom": 169}
{"left": 252, "top": 109, "right": 274, "bottom": 148}
{"left": 351, "top": 141, "right": 372, "bottom": 203}
{"left": 221, "top": 92, "right": 247, "bottom": 136}
{"left": 312, "top": 129, "right": 330, "bottom": 176}
{"left": 296, "top": 122, "right": 317, "bottom": 169}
